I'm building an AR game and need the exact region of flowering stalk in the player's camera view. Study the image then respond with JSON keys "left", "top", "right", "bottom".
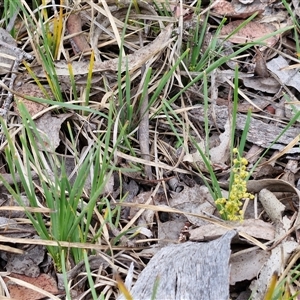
{"left": 215, "top": 148, "right": 254, "bottom": 221}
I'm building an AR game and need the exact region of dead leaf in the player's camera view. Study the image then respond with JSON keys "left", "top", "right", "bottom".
{"left": 220, "top": 20, "right": 278, "bottom": 48}
{"left": 169, "top": 185, "right": 215, "bottom": 226}
{"left": 34, "top": 112, "right": 72, "bottom": 151}
{"left": 251, "top": 164, "right": 282, "bottom": 180}
{"left": 250, "top": 241, "right": 298, "bottom": 299}
{"left": 14, "top": 83, "right": 48, "bottom": 117}
{"left": 216, "top": 69, "right": 253, "bottom": 83}
{"left": 4, "top": 273, "right": 60, "bottom": 300}
{"left": 67, "top": 13, "right": 90, "bottom": 53}
{"left": 158, "top": 219, "right": 186, "bottom": 246}
{"left": 170, "top": 5, "right": 192, "bottom": 19}
{"left": 183, "top": 139, "right": 207, "bottom": 171}
{"left": 266, "top": 55, "right": 300, "bottom": 93}
{"left": 282, "top": 159, "right": 298, "bottom": 185}
{"left": 5, "top": 238, "right": 45, "bottom": 277}
{"left": 254, "top": 49, "right": 269, "bottom": 77}
{"left": 247, "top": 179, "right": 300, "bottom": 233}
{"left": 209, "top": 118, "right": 230, "bottom": 164}
{"left": 230, "top": 248, "right": 270, "bottom": 285}
{"left": 260, "top": 11, "right": 289, "bottom": 25}
{"left": 213, "top": 0, "right": 267, "bottom": 18}
{"left": 259, "top": 189, "right": 285, "bottom": 224}
{"left": 242, "top": 76, "right": 280, "bottom": 94}
{"left": 129, "top": 191, "right": 155, "bottom": 227}
{"left": 189, "top": 219, "right": 275, "bottom": 242}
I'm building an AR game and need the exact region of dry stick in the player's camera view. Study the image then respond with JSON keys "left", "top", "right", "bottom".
{"left": 139, "top": 64, "right": 152, "bottom": 180}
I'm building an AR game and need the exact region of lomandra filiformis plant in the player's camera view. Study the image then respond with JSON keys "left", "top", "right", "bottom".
{"left": 215, "top": 148, "right": 254, "bottom": 221}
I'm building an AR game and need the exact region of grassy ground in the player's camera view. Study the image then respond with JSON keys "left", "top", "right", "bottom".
{"left": 0, "top": 0, "right": 300, "bottom": 299}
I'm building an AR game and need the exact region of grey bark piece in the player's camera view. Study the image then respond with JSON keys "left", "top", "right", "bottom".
{"left": 190, "top": 105, "right": 300, "bottom": 153}
{"left": 266, "top": 56, "right": 300, "bottom": 92}
{"left": 118, "top": 230, "right": 236, "bottom": 300}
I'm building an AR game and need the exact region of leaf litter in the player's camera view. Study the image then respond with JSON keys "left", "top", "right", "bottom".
{"left": 0, "top": 0, "right": 300, "bottom": 299}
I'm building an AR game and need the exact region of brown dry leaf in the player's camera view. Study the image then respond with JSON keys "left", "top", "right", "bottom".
{"left": 158, "top": 219, "right": 186, "bottom": 246}
{"left": 220, "top": 20, "right": 278, "bottom": 48}
{"left": 189, "top": 219, "right": 275, "bottom": 242}
{"left": 169, "top": 4, "right": 191, "bottom": 19}
{"left": 5, "top": 273, "right": 60, "bottom": 300}
{"left": 67, "top": 13, "right": 90, "bottom": 53}
{"left": 14, "top": 83, "right": 48, "bottom": 117}
{"left": 254, "top": 49, "right": 269, "bottom": 77}
{"left": 252, "top": 164, "right": 282, "bottom": 180}
{"left": 169, "top": 185, "right": 215, "bottom": 226}
{"left": 237, "top": 98, "right": 272, "bottom": 113}
{"left": 212, "top": 0, "right": 267, "bottom": 18}
{"left": 34, "top": 112, "right": 72, "bottom": 151}
{"left": 230, "top": 248, "right": 270, "bottom": 285}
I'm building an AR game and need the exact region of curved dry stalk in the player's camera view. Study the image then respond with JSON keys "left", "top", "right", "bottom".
{"left": 33, "top": 23, "right": 174, "bottom": 77}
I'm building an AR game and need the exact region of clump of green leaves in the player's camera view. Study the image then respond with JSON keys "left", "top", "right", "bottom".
{"left": 216, "top": 148, "right": 254, "bottom": 221}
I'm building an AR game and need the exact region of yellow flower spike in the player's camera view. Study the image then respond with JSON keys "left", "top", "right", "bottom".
{"left": 242, "top": 165, "right": 247, "bottom": 171}
{"left": 240, "top": 170, "right": 246, "bottom": 177}
{"left": 218, "top": 149, "right": 254, "bottom": 221}
{"left": 241, "top": 158, "right": 248, "bottom": 165}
